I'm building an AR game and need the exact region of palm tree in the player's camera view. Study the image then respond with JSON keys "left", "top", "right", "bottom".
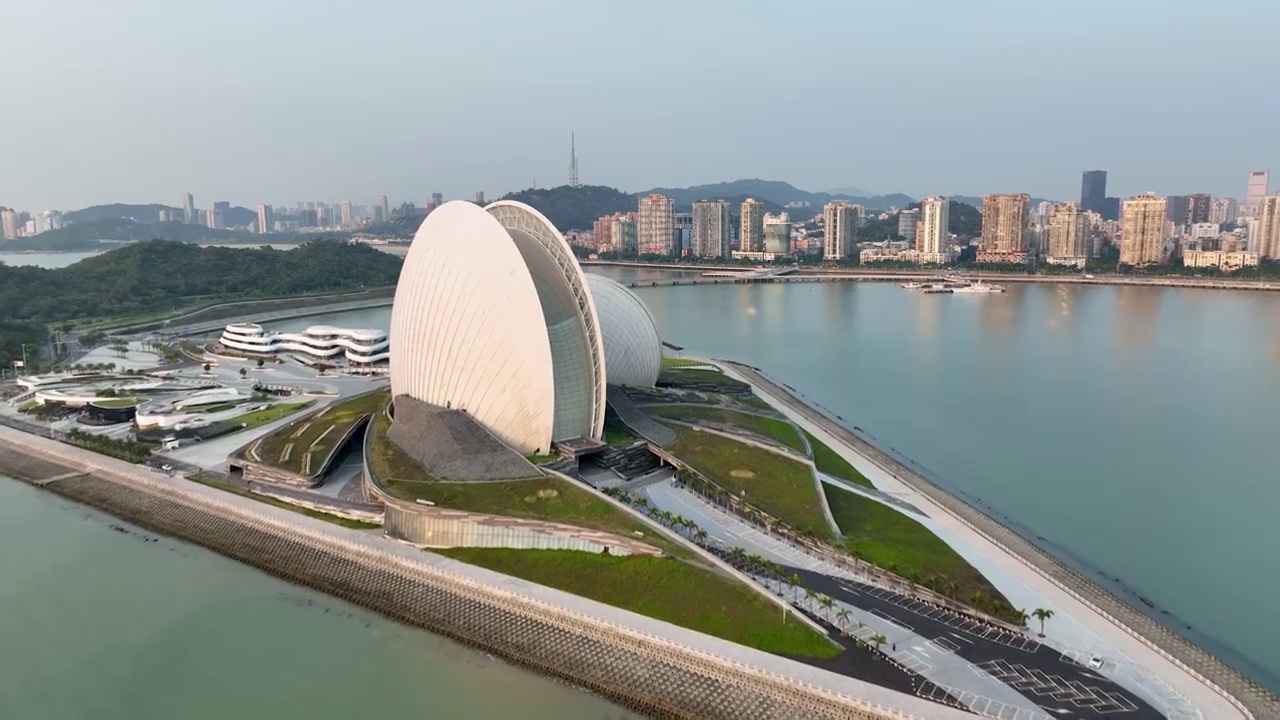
{"left": 817, "top": 594, "right": 834, "bottom": 620}
{"left": 1014, "top": 608, "right": 1030, "bottom": 629}
{"left": 783, "top": 571, "right": 803, "bottom": 599}
{"left": 803, "top": 588, "right": 817, "bottom": 610}
{"left": 1031, "top": 608, "right": 1055, "bottom": 637}
{"left": 694, "top": 528, "right": 707, "bottom": 544}
{"left": 257, "top": 358, "right": 265, "bottom": 368}
{"left": 836, "top": 607, "right": 851, "bottom": 630}
{"left": 970, "top": 590, "right": 986, "bottom": 609}
{"left": 871, "top": 633, "right": 887, "bottom": 656}
{"left": 202, "top": 363, "right": 211, "bottom": 373}
{"left": 239, "top": 368, "right": 248, "bottom": 378}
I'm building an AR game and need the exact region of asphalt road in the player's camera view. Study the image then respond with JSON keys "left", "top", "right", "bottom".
{"left": 790, "top": 565, "right": 1163, "bottom": 719}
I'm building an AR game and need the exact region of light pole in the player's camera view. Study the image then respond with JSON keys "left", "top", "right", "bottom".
{"left": 20, "top": 343, "right": 34, "bottom": 372}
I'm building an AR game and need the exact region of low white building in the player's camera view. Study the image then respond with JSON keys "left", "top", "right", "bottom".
{"left": 218, "top": 323, "right": 389, "bottom": 364}
{"left": 1182, "top": 250, "right": 1259, "bottom": 270}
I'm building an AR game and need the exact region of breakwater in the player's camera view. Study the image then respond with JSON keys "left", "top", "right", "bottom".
{"left": 0, "top": 428, "right": 938, "bottom": 720}
{"left": 727, "top": 361, "right": 1280, "bottom": 720}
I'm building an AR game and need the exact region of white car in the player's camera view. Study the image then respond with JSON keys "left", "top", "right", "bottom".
{"left": 1088, "top": 655, "right": 1105, "bottom": 670}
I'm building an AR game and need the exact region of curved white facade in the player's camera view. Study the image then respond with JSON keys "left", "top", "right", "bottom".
{"left": 218, "top": 323, "right": 389, "bottom": 364}
{"left": 584, "top": 274, "right": 662, "bottom": 387}
{"left": 390, "top": 201, "right": 606, "bottom": 454}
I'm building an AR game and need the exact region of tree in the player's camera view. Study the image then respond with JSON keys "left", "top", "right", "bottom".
{"left": 256, "top": 358, "right": 265, "bottom": 368}
{"left": 109, "top": 337, "right": 128, "bottom": 358}
{"left": 836, "top": 607, "right": 851, "bottom": 630}
{"left": 239, "top": 367, "right": 248, "bottom": 378}
{"left": 817, "top": 594, "right": 834, "bottom": 620}
{"left": 871, "top": 633, "right": 887, "bottom": 655}
{"left": 1031, "top": 608, "right": 1055, "bottom": 637}
{"left": 788, "top": 573, "right": 803, "bottom": 602}
{"left": 1014, "top": 608, "right": 1030, "bottom": 629}
{"left": 803, "top": 588, "right": 817, "bottom": 609}
{"left": 202, "top": 363, "right": 211, "bottom": 373}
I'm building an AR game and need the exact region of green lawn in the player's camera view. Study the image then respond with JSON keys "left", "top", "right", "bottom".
{"left": 188, "top": 474, "right": 380, "bottom": 530}
{"left": 667, "top": 430, "right": 834, "bottom": 540}
{"left": 603, "top": 425, "right": 639, "bottom": 446}
{"left": 436, "top": 548, "right": 839, "bottom": 659}
{"left": 647, "top": 405, "right": 807, "bottom": 454}
{"left": 231, "top": 401, "right": 314, "bottom": 430}
{"left": 822, "top": 483, "right": 1016, "bottom": 619}
{"left": 804, "top": 430, "right": 873, "bottom": 488}
{"left": 661, "top": 356, "right": 711, "bottom": 368}
{"left": 254, "top": 391, "right": 386, "bottom": 475}
{"left": 367, "top": 410, "right": 693, "bottom": 560}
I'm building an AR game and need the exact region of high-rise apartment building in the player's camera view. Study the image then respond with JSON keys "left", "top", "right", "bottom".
{"left": 182, "top": 193, "right": 195, "bottom": 224}
{"left": 1046, "top": 203, "right": 1090, "bottom": 266}
{"left": 1210, "top": 197, "right": 1238, "bottom": 226}
{"left": 691, "top": 200, "right": 731, "bottom": 258}
{"left": 210, "top": 201, "right": 230, "bottom": 229}
{"left": 1257, "top": 194, "right": 1280, "bottom": 259}
{"left": 474, "top": 191, "right": 485, "bottom": 205}
{"left": 1080, "top": 170, "right": 1107, "bottom": 214}
{"left": 916, "top": 197, "right": 951, "bottom": 261}
{"left": 257, "top": 204, "right": 274, "bottom": 234}
{"left": 431, "top": 192, "right": 444, "bottom": 207}
{"left": 340, "top": 201, "right": 353, "bottom": 227}
{"left": 637, "top": 194, "right": 675, "bottom": 255}
{"left": 822, "top": 201, "right": 858, "bottom": 261}
{"left": 673, "top": 212, "right": 692, "bottom": 255}
{"left": 739, "top": 198, "right": 765, "bottom": 252}
{"left": 1245, "top": 171, "right": 1270, "bottom": 217}
{"left": 1120, "top": 193, "right": 1168, "bottom": 266}
{"left": 377, "top": 195, "right": 390, "bottom": 221}
{"left": 592, "top": 214, "right": 616, "bottom": 249}
{"left": 1185, "top": 194, "right": 1211, "bottom": 226}
{"left": 763, "top": 212, "right": 791, "bottom": 254}
{"left": 1, "top": 209, "right": 17, "bottom": 240}
{"left": 611, "top": 214, "right": 638, "bottom": 255}
{"left": 978, "top": 193, "right": 1031, "bottom": 263}
{"left": 897, "top": 208, "right": 919, "bottom": 241}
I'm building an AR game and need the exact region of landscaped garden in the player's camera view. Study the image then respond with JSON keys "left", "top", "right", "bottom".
{"left": 253, "top": 391, "right": 386, "bottom": 476}
{"left": 188, "top": 473, "right": 380, "bottom": 530}
{"left": 231, "top": 401, "right": 314, "bottom": 430}
{"left": 666, "top": 429, "right": 834, "bottom": 540}
{"left": 822, "top": 483, "right": 1016, "bottom": 619}
{"left": 647, "top": 405, "right": 807, "bottom": 454}
{"left": 804, "top": 430, "right": 874, "bottom": 488}
{"left": 367, "top": 408, "right": 693, "bottom": 559}
{"left": 435, "top": 547, "right": 839, "bottom": 659}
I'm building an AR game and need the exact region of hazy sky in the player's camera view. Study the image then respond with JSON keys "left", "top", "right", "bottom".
{"left": 2, "top": 0, "right": 1278, "bottom": 211}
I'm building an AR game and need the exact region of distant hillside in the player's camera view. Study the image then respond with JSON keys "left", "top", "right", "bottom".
{"left": 64, "top": 202, "right": 256, "bottom": 227}
{"left": 0, "top": 239, "right": 403, "bottom": 323}
{"left": 639, "top": 178, "right": 915, "bottom": 212}
{"left": 2, "top": 218, "right": 238, "bottom": 251}
{"left": 500, "top": 185, "right": 635, "bottom": 231}
{"left": 825, "top": 186, "right": 872, "bottom": 197}
{"left": 951, "top": 195, "right": 1059, "bottom": 209}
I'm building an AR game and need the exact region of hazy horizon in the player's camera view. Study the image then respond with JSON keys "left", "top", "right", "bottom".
{"left": 2, "top": 0, "right": 1277, "bottom": 211}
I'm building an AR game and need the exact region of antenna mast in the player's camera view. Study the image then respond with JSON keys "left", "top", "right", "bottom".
{"left": 569, "top": 132, "right": 580, "bottom": 188}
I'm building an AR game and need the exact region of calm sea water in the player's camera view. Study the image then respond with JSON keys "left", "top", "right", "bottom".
{"left": 271, "top": 268, "right": 1280, "bottom": 692}
{"left": 0, "top": 250, "right": 107, "bottom": 268}
{"left": 0, "top": 478, "right": 637, "bottom": 719}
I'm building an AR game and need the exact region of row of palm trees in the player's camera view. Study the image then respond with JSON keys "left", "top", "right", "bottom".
{"left": 603, "top": 487, "right": 895, "bottom": 658}
{"left": 67, "top": 362, "right": 118, "bottom": 374}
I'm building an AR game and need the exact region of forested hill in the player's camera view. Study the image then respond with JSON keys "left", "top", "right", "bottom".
{"left": 500, "top": 185, "right": 635, "bottom": 230}
{"left": 0, "top": 239, "right": 404, "bottom": 323}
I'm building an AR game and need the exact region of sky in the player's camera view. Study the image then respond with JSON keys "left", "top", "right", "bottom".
{"left": 2, "top": 0, "right": 1278, "bottom": 211}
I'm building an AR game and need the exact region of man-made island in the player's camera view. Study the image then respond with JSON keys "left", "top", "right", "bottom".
{"left": 1, "top": 201, "right": 1275, "bottom": 719}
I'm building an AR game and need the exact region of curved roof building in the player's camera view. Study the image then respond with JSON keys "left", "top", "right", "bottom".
{"left": 584, "top": 274, "right": 662, "bottom": 387}
{"left": 390, "top": 200, "right": 607, "bottom": 454}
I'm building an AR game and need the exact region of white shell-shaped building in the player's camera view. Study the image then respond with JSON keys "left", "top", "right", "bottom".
{"left": 584, "top": 274, "right": 662, "bottom": 388}
{"left": 390, "top": 201, "right": 607, "bottom": 455}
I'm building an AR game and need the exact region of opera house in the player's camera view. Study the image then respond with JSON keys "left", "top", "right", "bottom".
{"left": 389, "top": 200, "right": 661, "bottom": 457}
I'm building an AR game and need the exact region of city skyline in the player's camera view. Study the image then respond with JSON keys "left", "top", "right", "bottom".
{"left": 2, "top": 0, "right": 1277, "bottom": 210}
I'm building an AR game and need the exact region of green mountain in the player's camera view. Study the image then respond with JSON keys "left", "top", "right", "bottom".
{"left": 2, "top": 219, "right": 241, "bottom": 251}
{"left": 0, "top": 239, "right": 403, "bottom": 324}
{"left": 640, "top": 179, "right": 916, "bottom": 212}
{"left": 499, "top": 185, "right": 636, "bottom": 230}
{"left": 64, "top": 202, "right": 256, "bottom": 227}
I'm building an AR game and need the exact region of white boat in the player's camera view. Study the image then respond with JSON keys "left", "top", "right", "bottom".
{"left": 952, "top": 281, "right": 1005, "bottom": 293}
{"left": 900, "top": 281, "right": 925, "bottom": 289}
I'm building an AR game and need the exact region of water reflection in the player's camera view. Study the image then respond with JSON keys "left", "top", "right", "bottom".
{"left": 1112, "top": 286, "right": 1162, "bottom": 353}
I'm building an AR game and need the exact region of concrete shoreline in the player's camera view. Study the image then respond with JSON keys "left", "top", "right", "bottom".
{"left": 0, "top": 424, "right": 973, "bottom": 720}
{"left": 721, "top": 360, "right": 1280, "bottom": 720}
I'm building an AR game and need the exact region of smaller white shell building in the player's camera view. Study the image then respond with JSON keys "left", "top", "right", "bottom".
{"left": 584, "top": 274, "right": 662, "bottom": 388}
{"left": 390, "top": 200, "right": 663, "bottom": 456}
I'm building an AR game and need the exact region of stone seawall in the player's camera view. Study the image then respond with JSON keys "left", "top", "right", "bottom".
{"left": 0, "top": 434, "right": 923, "bottom": 720}
{"left": 728, "top": 361, "right": 1280, "bottom": 720}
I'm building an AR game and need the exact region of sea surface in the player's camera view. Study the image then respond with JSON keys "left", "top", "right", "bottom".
{"left": 0, "top": 249, "right": 107, "bottom": 268}
{"left": 0, "top": 477, "right": 638, "bottom": 720}
{"left": 271, "top": 268, "right": 1280, "bottom": 692}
